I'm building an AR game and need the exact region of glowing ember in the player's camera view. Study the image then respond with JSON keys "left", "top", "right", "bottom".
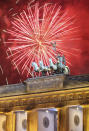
{"left": 5, "top": 2, "right": 79, "bottom": 76}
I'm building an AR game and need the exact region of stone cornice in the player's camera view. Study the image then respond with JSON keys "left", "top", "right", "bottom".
{"left": 0, "top": 84, "right": 89, "bottom": 112}
{"left": 0, "top": 74, "right": 89, "bottom": 112}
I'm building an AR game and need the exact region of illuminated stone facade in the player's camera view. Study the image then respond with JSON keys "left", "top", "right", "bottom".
{"left": 0, "top": 74, "right": 89, "bottom": 131}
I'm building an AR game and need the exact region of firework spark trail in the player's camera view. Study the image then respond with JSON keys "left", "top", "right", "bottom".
{"left": 0, "top": 65, "right": 3, "bottom": 74}
{"left": 5, "top": 2, "right": 80, "bottom": 76}
{"left": 13, "top": 61, "right": 20, "bottom": 74}
{"left": 6, "top": 77, "right": 8, "bottom": 85}
{"left": 21, "top": 46, "right": 38, "bottom": 74}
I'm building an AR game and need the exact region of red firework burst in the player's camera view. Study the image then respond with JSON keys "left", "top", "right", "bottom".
{"left": 5, "top": 2, "right": 80, "bottom": 77}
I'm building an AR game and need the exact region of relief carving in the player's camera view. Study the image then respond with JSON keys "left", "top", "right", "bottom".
{"left": 0, "top": 88, "right": 89, "bottom": 111}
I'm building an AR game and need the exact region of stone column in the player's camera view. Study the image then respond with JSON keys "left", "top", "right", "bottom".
{"left": 27, "top": 110, "right": 38, "bottom": 131}
{"left": 83, "top": 105, "right": 89, "bottom": 131}
{"left": 58, "top": 106, "right": 68, "bottom": 131}
{"left": 0, "top": 112, "right": 7, "bottom": 131}
{"left": 6, "top": 111, "right": 15, "bottom": 131}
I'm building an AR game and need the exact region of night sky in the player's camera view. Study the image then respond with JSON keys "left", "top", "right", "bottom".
{"left": 0, "top": 0, "right": 89, "bottom": 85}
